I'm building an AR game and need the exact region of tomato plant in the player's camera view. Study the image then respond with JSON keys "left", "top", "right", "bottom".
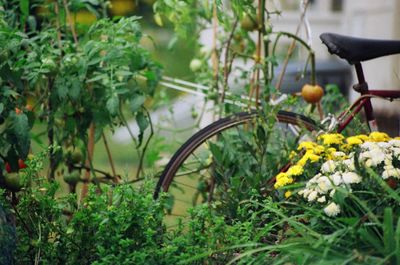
{"left": 0, "top": 0, "right": 162, "bottom": 186}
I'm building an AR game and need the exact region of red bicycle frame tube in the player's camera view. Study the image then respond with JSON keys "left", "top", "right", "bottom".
{"left": 336, "top": 90, "right": 400, "bottom": 133}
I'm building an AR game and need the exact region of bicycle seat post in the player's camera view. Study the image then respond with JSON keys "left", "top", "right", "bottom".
{"left": 353, "top": 63, "right": 368, "bottom": 92}
{"left": 352, "top": 63, "right": 377, "bottom": 131}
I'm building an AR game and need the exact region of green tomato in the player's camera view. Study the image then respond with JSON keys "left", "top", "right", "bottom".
{"left": 42, "top": 57, "right": 57, "bottom": 74}
{"left": 116, "top": 74, "right": 124, "bottom": 82}
{"left": 4, "top": 173, "right": 23, "bottom": 192}
{"left": 191, "top": 110, "right": 199, "bottom": 119}
{"left": 207, "top": 91, "right": 218, "bottom": 101}
{"left": 63, "top": 171, "right": 81, "bottom": 185}
{"left": 67, "top": 147, "right": 83, "bottom": 164}
{"left": 265, "top": 22, "right": 273, "bottom": 34}
{"left": 71, "top": 150, "right": 83, "bottom": 164}
{"left": 199, "top": 46, "right": 212, "bottom": 58}
{"left": 189, "top": 59, "right": 203, "bottom": 72}
{"left": 240, "top": 14, "right": 258, "bottom": 32}
{"left": 63, "top": 55, "right": 78, "bottom": 67}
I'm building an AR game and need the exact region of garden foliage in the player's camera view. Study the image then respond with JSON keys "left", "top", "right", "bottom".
{"left": 1, "top": 0, "right": 400, "bottom": 264}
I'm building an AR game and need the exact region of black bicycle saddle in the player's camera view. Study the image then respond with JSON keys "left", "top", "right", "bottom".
{"left": 320, "top": 33, "right": 400, "bottom": 64}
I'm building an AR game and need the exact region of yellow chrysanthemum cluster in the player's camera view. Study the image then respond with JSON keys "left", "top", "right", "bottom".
{"left": 318, "top": 133, "right": 345, "bottom": 145}
{"left": 274, "top": 165, "right": 304, "bottom": 189}
{"left": 274, "top": 131, "right": 396, "bottom": 192}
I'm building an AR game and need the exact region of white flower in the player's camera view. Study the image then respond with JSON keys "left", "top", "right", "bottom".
{"left": 321, "top": 160, "right": 336, "bottom": 173}
{"left": 389, "top": 139, "right": 400, "bottom": 147}
{"left": 324, "top": 202, "right": 341, "bottom": 217}
{"left": 317, "top": 196, "right": 326, "bottom": 203}
{"left": 382, "top": 166, "right": 400, "bottom": 179}
{"left": 342, "top": 172, "right": 362, "bottom": 184}
{"left": 392, "top": 147, "right": 400, "bottom": 156}
{"left": 342, "top": 158, "right": 355, "bottom": 171}
{"left": 360, "top": 148, "right": 386, "bottom": 167}
{"left": 377, "top": 142, "right": 391, "bottom": 149}
{"left": 359, "top": 151, "right": 371, "bottom": 161}
{"left": 308, "top": 174, "right": 320, "bottom": 185}
{"left": 307, "top": 191, "right": 318, "bottom": 202}
{"left": 384, "top": 158, "right": 393, "bottom": 166}
{"left": 317, "top": 176, "right": 332, "bottom": 193}
{"left": 329, "top": 189, "right": 336, "bottom": 198}
{"left": 334, "top": 151, "right": 346, "bottom": 158}
{"left": 299, "top": 188, "right": 311, "bottom": 198}
{"left": 361, "top": 141, "right": 378, "bottom": 150}
{"left": 331, "top": 172, "right": 342, "bottom": 186}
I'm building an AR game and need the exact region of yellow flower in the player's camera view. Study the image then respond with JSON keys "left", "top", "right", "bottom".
{"left": 297, "top": 150, "right": 320, "bottom": 166}
{"left": 297, "top": 141, "right": 317, "bottom": 151}
{"left": 346, "top": 136, "right": 363, "bottom": 146}
{"left": 313, "top": 145, "right": 325, "bottom": 155}
{"left": 318, "top": 133, "right": 344, "bottom": 145}
{"left": 284, "top": 191, "right": 292, "bottom": 198}
{"left": 287, "top": 165, "right": 304, "bottom": 176}
{"left": 289, "top": 151, "right": 297, "bottom": 160}
{"left": 276, "top": 172, "right": 288, "bottom": 181}
{"left": 341, "top": 143, "right": 351, "bottom": 151}
{"left": 355, "top": 134, "right": 369, "bottom": 141}
{"left": 274, "top": 172, "right": 294, "bottom": 189}
{"left": 369, "top": 132, "right": 390, "bottom": 142}
{"left": 326, "top": 147, "right": 336, "bottom": 153}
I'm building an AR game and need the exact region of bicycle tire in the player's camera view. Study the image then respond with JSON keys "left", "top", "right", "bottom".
{"left": 154, "top": 110, "right": 319, "bottom": 219}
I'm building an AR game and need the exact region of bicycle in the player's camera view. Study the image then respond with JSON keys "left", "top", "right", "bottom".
{"left": 154, "top": 32, "right": 400, "bottom": 223}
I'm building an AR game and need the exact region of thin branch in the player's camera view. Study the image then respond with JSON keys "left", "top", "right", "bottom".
{"left": 211, "top": 0, "right": 219, "bottom": 98}
{"left": 102, "top": 132, "right": 118, "bottom": 181}
{"left": 221, "top": 18, "right": 239, "bottom": 106}
{"left": 53, "top": 1, "right": 62, "bottom": 51}
{"left": 118, "top": 105, "right": 141, "bottom": 158}
{"left": 62, "top": 0, "right": 78, "bottom": 45}
{"left": 135, "top": 107, "right": 154, "bottom": 180}
{"left": 72, "top": 164, "right": 115, "bottom": 180}
{"left": 81, "top": 123, "right": 95, "bottom": 200}
{"left": 275, "top": 0, "right": 310, "bottom": 91}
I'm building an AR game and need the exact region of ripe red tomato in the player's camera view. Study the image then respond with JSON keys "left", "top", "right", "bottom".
{"left": 5, "top": 162, "right": 11, "bottom": 173}
{"left": 301, "top": 84, "right": 324, "bottom": 103}
{"left": 18, "top": 159, "right": 27, "bottom": 169}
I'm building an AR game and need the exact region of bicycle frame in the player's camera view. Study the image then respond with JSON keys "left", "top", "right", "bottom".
{"left": 334, "top": 63, "right": 400, "bottom": 133}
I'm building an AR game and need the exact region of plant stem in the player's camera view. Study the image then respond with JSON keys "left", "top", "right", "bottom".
{"left": 135, "top": 107, "right": 154, "bottom": 180}
{"left": 254, "top": 0, "right": 265, "bottom": 108}
{"left": 274, "top": 0, "right": 310, "bottom": 91}
{"left": 102, "top": 132, "right": 117, "bottom": 180}
{"left": 47, "top": 78, "right": 56, "bottom": 180}
{"left": 53, "top": 1, "right": 62, "bottom": 51}
{"left": 62, "top": 0, "right": 78, "bottom": 45}
{"left": 81, "top": 123, "right": 95, "bottom": 200}
{"left": 211, "top": 0, "right": 219, "bottom": 100}
{"left": 221, "top": 18, "right": 238, "bottom": 107}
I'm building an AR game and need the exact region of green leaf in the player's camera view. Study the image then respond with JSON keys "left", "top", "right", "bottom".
{"left": 12, "top": 113, "right": 30, "bottom": 157}
{"left": 395, "top": 218, "right": 400, "bottom": 265}
{"left": 209, "top": 142, "right": 223, "bottom": 163}
{"left": 359, "top": 227, "right": 384, "bottom": 254}
{"left": 130, "top": 95, "right": 146, "bottom": 113}
{"left": 0, "top": 103, "right": 3, "bottom": 114}
{"left": 383, "top": 208, "right": 395, "bottom": 258}
{"left": 136, "top": 111, "right": 149, "bottom": 146}
{"left": 19, "top": 0, "right": 29, "bottom": 16}
{"left": 56, "top": 83, "right": 68, "bottom": 99}
{"left": 87, "top": 74, "right": 107, "bottom": 83}
{"left": 69, "top": 78, "right": 81, "bottom": 99}
{"left": 106, "top": 96, "right": 119, "bottom": 116}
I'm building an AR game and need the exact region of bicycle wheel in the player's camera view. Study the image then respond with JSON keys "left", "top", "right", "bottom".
{"left": 154, "top": 110, "right": 319, "bottom": 224}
